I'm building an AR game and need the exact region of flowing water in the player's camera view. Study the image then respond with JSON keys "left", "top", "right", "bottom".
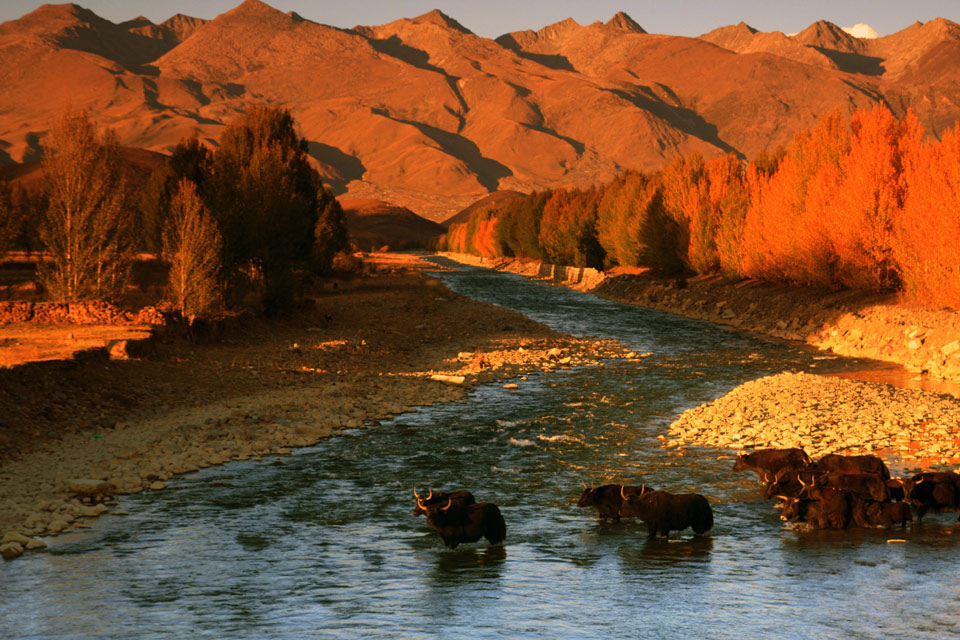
{"left": 2, "top": 258, "right": 959, "bottom": 639}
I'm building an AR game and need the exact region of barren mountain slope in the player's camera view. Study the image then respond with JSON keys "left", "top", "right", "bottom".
{"left": 2, "top": 3, "right": 960, "bottom": 221}
{"left": 700, "top": 22, "right": 838, "bottom": 69}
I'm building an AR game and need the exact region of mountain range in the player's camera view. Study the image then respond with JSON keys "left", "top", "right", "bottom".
{"left": 1, "top": 1, "right": 959, "bottom": 220}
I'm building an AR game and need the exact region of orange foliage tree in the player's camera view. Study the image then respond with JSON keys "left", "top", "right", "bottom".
{"left": 740, "top": 109, "right": 850, "bottom": 286}
{"left": 894, "top": 125, "right": 960, "bottom": 308}
{"left": 706, "top": 154, "right": 750, "bottom": 278}
{"left": 537, "top": 187, "right": 604, "bottom": 268}
{"left": 596, "top": 171, "right": 655, "bottom": 267}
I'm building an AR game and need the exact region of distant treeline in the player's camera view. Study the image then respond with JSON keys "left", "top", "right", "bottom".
{"left": 0, "top": 104, "right": 348, "bottom": 316}
{"left": 438, "top": 107, "right": 960, "bottom": 308}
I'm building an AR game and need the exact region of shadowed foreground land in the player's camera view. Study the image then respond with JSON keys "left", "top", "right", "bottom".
{"left": 0, "top": 254, "right": 625, "bottom": 553}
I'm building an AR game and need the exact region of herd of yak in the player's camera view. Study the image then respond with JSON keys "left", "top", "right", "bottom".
{"left": 413, "top": 449, "right": 960, "bottom": 547}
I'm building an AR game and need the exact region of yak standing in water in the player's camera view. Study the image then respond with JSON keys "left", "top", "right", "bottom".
{"left": 733, "top": 448, "right": 812, "bottom": 482}
{"left": 577, "top": 482, "right": 649, "bottom": 520}
{"left": 618, "top": 486, "right": 714, "bottom": 538}
{"left": 415, "top": 492, "right": 506, "bottom": 548}
{"left": 412, "top": 487, "right": 475, "bottom": 516}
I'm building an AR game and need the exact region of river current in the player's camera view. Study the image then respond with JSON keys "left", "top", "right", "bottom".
{"left": 2, "top": 258, "right": 958, "bottom": 639}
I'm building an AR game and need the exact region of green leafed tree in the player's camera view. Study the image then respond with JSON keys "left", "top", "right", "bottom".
{"left": 162, "top": 179, "right": 222, "bottom": 317}
{"left": 37, "top": 109, "right": 133, "bottom": 301}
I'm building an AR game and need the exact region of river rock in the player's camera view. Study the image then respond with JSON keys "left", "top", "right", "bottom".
{"left": 1, "top": 532, "right": 30, "bottom": 545}
{"left": 47, "top": 519, "right": 69, "bottom": 534}
{"left": 1, "top": 542, "right": 24, "bottom": 559}
{"left": 66, "top": 479, "right": 116, "bottom": 496}
{"left": 25, "top": 538, "right": 47, "bottom": 550}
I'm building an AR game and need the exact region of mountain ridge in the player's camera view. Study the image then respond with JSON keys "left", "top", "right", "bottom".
{"left": 2, "top": 3, "right": 960, "bottom": 220}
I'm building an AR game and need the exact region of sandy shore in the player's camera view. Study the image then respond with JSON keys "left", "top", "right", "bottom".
{"left": 0, "top": 254, "right": 627, "bottom": 559}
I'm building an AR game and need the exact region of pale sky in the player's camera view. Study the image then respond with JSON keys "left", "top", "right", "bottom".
{"left": 1, "top": 0, "right": 957, "bottom": 39}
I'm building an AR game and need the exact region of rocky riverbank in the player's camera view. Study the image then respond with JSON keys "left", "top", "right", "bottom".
{"left": 667, "top": 372, "right": 960, "bottom": 474}
{"left": 439, "top": 252, "right": 960, "bottom": 477}
{"left": 440, "top": 253, "right": 960, "bottom": 385}
{"left": 0, "top": 254, "right": 627, "bottom": 560}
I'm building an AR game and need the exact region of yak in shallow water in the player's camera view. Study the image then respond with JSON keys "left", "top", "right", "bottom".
{"left": 412, "top": 487, "right": 475, "bottom": 516}
{"left": 618, "top": 486, "right": 713, "bottom": 538}
{"left": 577, "top": 482, "right": 649, "bottom": 521}
{"left": 733, "top": 448, "right": 812, "bottom": 482}
{"left": 416, "top": 493, "right": 506, "bottom": 548}
{"left": 813, "top": 454, "right": 890, "bottom": 480}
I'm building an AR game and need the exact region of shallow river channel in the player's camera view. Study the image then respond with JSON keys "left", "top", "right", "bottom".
{"left": 2, "top": 258, "right": 959, "bottom": 639}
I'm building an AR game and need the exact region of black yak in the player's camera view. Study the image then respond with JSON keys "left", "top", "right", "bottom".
{"left": 780, "top": 487, "right": 851, "bottom": 529}
{"left": 618, "top": 487, "right": 713, "bottom": 538}
{"left": 577, "top": 482, "right": 650, "bottom": 520}
{"left": 417, "top": 495, "right": 506, "bottom": 548}
{"left": 412, "top": 487, "right": 475, "bottom": 516}
{"left": 904, "top": 471, "right": 960, "bottom": 520}
{"left": 813, "top": 454, "right": 890, "bottom": 480}
{"left": 816, "top": 472, "right": 891, "bottom": 503}
{"left": 733, "top": 448, "right": 812, "bottom": 482}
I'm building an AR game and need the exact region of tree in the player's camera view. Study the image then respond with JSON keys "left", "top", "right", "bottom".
{"left": 495, "top": 192, "right": 546, "bottom": 259}
{"left": 162, "top": 179, "right": 222, "bottom": 317}
{"left": 537, "top": 187, "right": 604, "bottom": 268}
{"left": 206, "top": 105, "right": 345, "bottom": 312}
{"left": 139, "top": 134, "right": 213, "bottom": 253}
{"left": 0, "top": 180, "right": 22, "bottom": 259}
{"left": 37, "top": 109, "right": 132, "bottom": 301}
{"left": 313, "top": 185, "right": 348, "bottom": 272}
{"left": 894, "top": 125, "right": 960, "bottom": 308}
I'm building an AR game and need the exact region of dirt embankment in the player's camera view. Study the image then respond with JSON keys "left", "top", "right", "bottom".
{"left": 0, "top": 254, "right": 628, "bottom": 559}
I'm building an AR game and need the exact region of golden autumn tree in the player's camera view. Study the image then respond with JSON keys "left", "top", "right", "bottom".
{"left": 706, "top": 154, "right": 750, "bottom": 278}
{"left": 824, "top": 107, "right": 921, "bottom": 290}
{"left": 894, "top": 125, "right": 960, "bottom": 308}
{"left": 162, "top": 179, "right": 223, "bottom": 317}
{"left": 740, "top": 109, "right": 850, "bottom": 286}
{"left": 596, "top": 171, "right": 653, "bottom": 267}
{"left": 37, "top": 109, "right": 133, "bottom": 301}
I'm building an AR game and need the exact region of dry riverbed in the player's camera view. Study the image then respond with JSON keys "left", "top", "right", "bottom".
{"left": 0, "top": 254, "right": 626, "bottom": 560}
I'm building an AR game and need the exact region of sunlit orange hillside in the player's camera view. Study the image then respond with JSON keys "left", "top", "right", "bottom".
{"left": 2, "top": 1, "right": 960, "bottom": 219}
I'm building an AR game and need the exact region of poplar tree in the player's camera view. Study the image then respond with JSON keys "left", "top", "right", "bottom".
{"left": 37, "top": 109, "right": 132, "bottom": 301}
{"left": 162, "top": 179, "right": 222, "bottom": 316}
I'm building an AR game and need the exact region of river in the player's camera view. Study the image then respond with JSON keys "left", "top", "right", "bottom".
{"left": 2, "top": 258, "right": 958, "bottom": 639}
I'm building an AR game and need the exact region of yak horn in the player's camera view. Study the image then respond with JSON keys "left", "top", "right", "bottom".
{"left": 763, "top": 471, "right": 771, "bottom": 484}
{"left": 413, "top": 486, "right": 421, "bottom": 499}
{"left": 775, "top": 495, "right": 791, "bottom": 501}
{"left": 582, "top": 480, "right": 588, "bottom": 490}
{"left": 640, "top": 484, "right": 646, "bottom": 495}
{"left": 915, "top": 476, "right": 926, "bottom": 486}
{"left": 620, "top": 485, "right": 628, "bottom": 500}
{"left": 441, "top": 497, "right": 453, "bottom": 512}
